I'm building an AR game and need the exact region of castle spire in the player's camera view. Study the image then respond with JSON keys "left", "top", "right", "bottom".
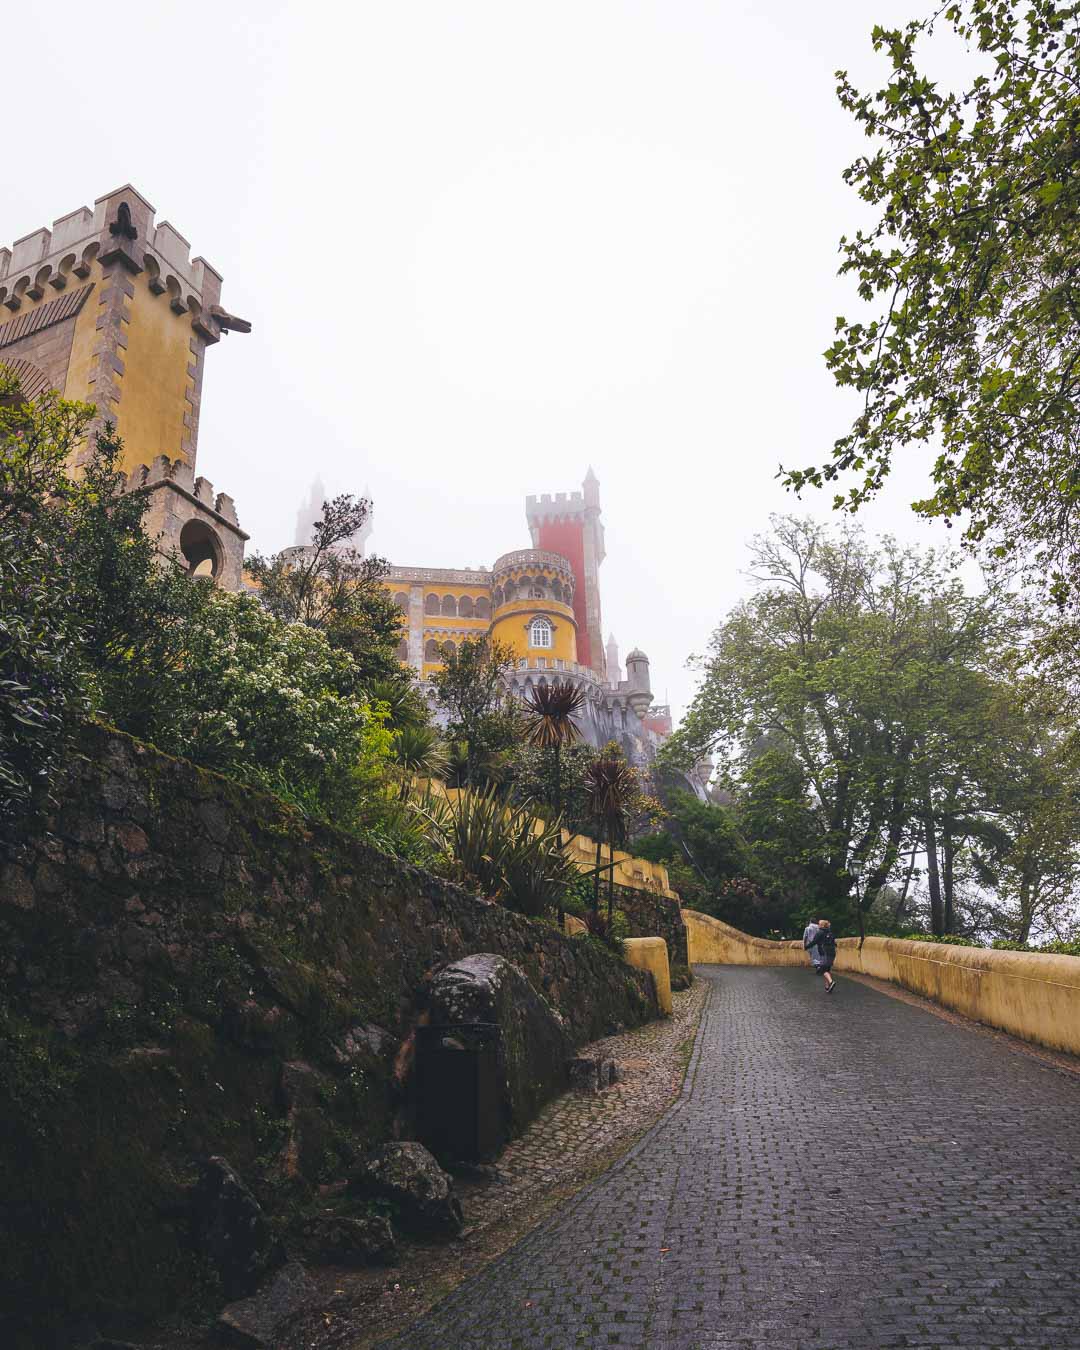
{"left": 606, "top": 633, "right": 622, "bottom": 685}
{"left": 295, "top": 476, "right": 326, "bottom": 547}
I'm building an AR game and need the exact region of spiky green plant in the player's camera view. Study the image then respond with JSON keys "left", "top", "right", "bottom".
{"left": 415, "top": 786, "right": 575, "bottom": 917}
{"left": 392, "top": 723, "right": 447, "bottom": 798}
{"left": 522, "top": 680, "right": 586, "bottom": 812}
{"left": 367, "top": 677, "right": 429, "bottom": 732}
{"left": 584, "top": 756, "right": 635, "bottom": 920}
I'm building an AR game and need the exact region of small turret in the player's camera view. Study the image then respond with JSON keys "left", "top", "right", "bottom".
{"left": 625, "top": 648, "right": 652, "bottom": 718}
{"left": 606, "top": 633, "right": 622, "bottom": 685}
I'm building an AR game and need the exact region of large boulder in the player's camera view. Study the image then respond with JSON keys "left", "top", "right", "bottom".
{"left": 189, "top": 1157, "right": 282, "bottom": 1299}
{"left": 294, "top": 1213, "right": 399, "bottom": 1266}
{"left": 348, "top": 1141, "right": 463, "bottom": 1237}
{"left": 427, "top": 954, "right": 573, "bottom": 1141}
{"left": 217, "top": 1260, "right": 316, "bottom": 1347}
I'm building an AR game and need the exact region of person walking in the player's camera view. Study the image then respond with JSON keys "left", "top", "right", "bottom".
{"left": 802, "top": 918, "right": 822, "bottom": 973}
{"left": 810, "top": 919, "right": 837, "bottom": 992}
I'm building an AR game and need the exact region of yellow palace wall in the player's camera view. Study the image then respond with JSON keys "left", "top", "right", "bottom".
{"left": 490, "top": 597, "right": 578, "bottom": 663}
{"left": 683, "top": 910, "right": 1080, "bottom": 1057}
{"left": 2, "top": 255, "right": 199, "bottom": 479}
{"left": 110, "top": 272, "right": 196, "bottom": 474}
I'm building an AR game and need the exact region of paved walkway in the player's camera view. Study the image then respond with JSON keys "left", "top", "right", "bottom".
{"left": 380, "top": 966, "right": 1080, "bottom": 1349}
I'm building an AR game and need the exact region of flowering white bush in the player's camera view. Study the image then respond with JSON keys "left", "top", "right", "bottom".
{"left": 155, "top": 590, "right": 393, "bottom": 821}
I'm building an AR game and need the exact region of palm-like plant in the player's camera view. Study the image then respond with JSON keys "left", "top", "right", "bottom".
{"left": 584, "top": 756, "right": 635, "bottom": 921}
{"left": 392, "top": 724, "right": 447, "bottom": 799}
{"left": 522, "top": 680, "right": 586, "bottom": 812}
{"left": 367, "top": 677, "right": 429, "bottom": 732}
{"left": 415, "top": 785, "right": 575, "bottom": 918}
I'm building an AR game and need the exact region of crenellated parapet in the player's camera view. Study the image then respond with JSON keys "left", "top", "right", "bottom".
{"left": 524, "top": 490, "right": 587, "bottom": 528}
{"left": 127, "top": 455, "right": 243, "bottom": 530}
{"left": 0, "top": 186, "right": 249, "bottom": 345}
{"left": 1, "top": 185, "right": 251, "bottom": 592}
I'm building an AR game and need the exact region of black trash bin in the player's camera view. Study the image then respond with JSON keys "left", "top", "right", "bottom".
{"left": 416, "top": 1022, "right": 502, "bottom": 1164}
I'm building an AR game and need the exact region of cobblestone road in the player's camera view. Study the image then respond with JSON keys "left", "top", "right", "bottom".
{"left": 381, "top": 965, "right": 1080, "bottom": 1349}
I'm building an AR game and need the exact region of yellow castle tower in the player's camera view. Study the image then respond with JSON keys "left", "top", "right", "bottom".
{"left": 0, "top": 185, "right": 250, "bottom": 587}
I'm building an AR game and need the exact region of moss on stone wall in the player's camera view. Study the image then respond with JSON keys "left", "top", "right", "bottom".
{"left": 0, "top": 724, "right": 657, "bottom": 1340}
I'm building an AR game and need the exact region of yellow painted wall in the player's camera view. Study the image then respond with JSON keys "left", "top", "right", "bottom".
{"left": 114, "top": 278, "right": 195, "bottom": 475}
{"left": 623, "top": 937, "right": 673, "bottom": 1015}
{"left": 491, "top": 598, "right": 578, "bottom": 662}
{"left": 1, "top": 258, "right": 197, "bottom": 478}
{"left": 683, "top": 910, "right": 1080, "bottom": 1056}
{"left": 63, "top": 273, "right": 104, "bottom": 421}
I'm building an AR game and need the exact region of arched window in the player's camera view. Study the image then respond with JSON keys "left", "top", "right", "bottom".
{"left": 475, "top": 595, "right": 491, "bottom": 620}
{"left": 425, "top": 593, "right": 440, "bottom": 615}
{"left": 441, "top": 594, "right": 457, "bottom": 617}
{"left": 442, "top": 639, "right": 457, "bottom": 657}
{"left": 397, "top": 637, "right": 409, "bottom": 661}
{"left": 424, "top": 638, "right": 440, "bottom": 661}
{"left": 458, "top": 595, "right": 474, "bottom": 618}
{"left": 492, "top": 586, "right": 504, "bottom": 609}
{"left": 529, "top": 616, "right": 553, "bottom": 649}
{"left": 550, "top": 579, "right": 562, "bottom": 603}
{"left": 179, "top": 519, "right": 222, "bottom": 579}
{"left": 394, "top": 591, "right": 409, "bottom": 612}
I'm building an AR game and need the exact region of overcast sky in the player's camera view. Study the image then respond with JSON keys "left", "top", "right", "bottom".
{"left": 6, "top": 1, "right": 976, "bottom": 720}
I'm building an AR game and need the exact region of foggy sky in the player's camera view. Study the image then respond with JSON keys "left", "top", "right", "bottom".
{"left": 5, "top": 1, "right": 977, "bottom": 720}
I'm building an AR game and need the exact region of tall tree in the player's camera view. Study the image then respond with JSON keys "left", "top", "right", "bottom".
{"left": 783, "top": 0, "right": 1080, "bottom": 613}
{"left": 430, "top": 636, "right": 519, "bottom": 787}
{"left": 246, "top": 494, "right": 404, "bottom": 685}
{"left": 664, "top": 516, "right": 1016, "bottom": 933}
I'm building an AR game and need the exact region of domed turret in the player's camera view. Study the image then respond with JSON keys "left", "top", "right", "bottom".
{"left": 625, "top": 648, "right": 652, "bottom": 717}
{"left": 489, "top": 549, "right": 579, "bottom": 665}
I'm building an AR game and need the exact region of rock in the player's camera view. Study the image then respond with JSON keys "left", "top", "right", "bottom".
{"left": 189, "top": 1157, "right": 282, "bottom": 1298}
{"left": 348, "top": 1141, "right": 464, "bottom": 1237}
{"left": 333, "top": 1021, "right": 395, "bottom": 1066}
{"left": 217, "top": 1260, "right": 316, "bottom": 1347}
{"left": 427, "top": 954, "right": 573, "bottom": 1144}
{"left": 568, "top": 1055, "right": 618, "bottom": 1093}
{"left": 295, "top": 1214, "right": 398, "bottom": 1266}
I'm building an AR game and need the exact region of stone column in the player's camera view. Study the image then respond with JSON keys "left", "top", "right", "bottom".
{"left": 408, "top": 585, "right": 424, "bottom": 673}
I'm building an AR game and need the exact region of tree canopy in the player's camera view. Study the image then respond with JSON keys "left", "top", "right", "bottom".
{"left": 783, "top": 0, "right": 1080, "bottom": 612}
{"left": 661, "top": 516, "right": 1079, "bottom": 942}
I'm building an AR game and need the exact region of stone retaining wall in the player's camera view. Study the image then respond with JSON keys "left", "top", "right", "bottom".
{"left": 684, "top": 910, "right": 1080, "bottom": 1056}
{"left": 0, "top": 725, "right": 658, "bottom": 1334}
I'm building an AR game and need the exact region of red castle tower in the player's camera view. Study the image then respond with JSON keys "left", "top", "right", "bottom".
{"left": 525, "top": 469, "right": 606, "bottom": 676}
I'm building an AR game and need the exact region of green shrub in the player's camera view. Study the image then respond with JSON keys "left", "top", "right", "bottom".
{"left": 414, "top": 786, "right": 578, "bottom": 917}
{"left": 900, "top": 932, "right": 981, "bottom": 947}
{"left": 992, "top": 938, "right": 1080, "bottom": 957}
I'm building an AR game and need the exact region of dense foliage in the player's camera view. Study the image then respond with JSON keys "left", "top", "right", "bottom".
{"left": 660, "top": 517, "right": 1080, "bottom": 943}
{"left": 246, "top": 493, "right": 405, "bottom": 686}
{"left": 1, "top": 381, "right": 634, "bottom": 929}
{"left": 430, "top": 636, "right": 522, "bottom": 786}
{"left": 0, "top": 382, "right": 401, "bottom": 843}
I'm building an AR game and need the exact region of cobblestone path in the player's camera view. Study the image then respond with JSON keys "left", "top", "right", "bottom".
{"left": 381, "top": 966, "right": 1080, "bottom": 1349}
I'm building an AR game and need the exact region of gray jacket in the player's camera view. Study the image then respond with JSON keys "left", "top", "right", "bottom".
{"left": 802, "top": 922, "right": 821, "bottom": 964}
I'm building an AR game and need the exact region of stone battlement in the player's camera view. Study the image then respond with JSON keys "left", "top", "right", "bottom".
{"left": 525, "top": 491, "right": 586, "bottom": 518}
{"left": 127, "top": 454, "right": 243, "bottom": 532}
{"left": 0, "top": 185, "right": 249, "bottom": 343}
{"left": 492, "top": 548, "right": 574, "bottom": 576}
